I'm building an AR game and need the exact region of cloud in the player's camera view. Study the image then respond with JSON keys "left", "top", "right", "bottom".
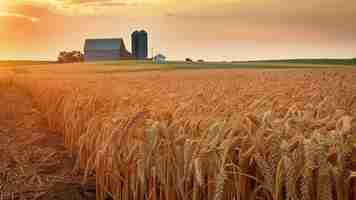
{"left": 45, "top": 0, "right": 146, "bottom": 16}
{"left": 0, "top": 0, "right": 140, "bottom": 17}
{"left": 0, "top": 11, "right": 39, "bottom": 22}
{"left": 55, "top": 0, "right": 139, "bottom": 8}
{"left": 163, "top": 0, "right": 356, "bottom": 41}
{"left": 0, "top": 0, "right": 355, "bottom": 60}
{"left": 60, "top": 0, "right": 131, "bottom": 6}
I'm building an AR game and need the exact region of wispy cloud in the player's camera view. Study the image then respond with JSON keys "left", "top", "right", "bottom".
{"left": 62, "top": 0, "right": 129, "bottom": 5}
{"left": 42, "top": 0, "right": 145, "bottom": 16}
{"left": 55, "top": 0, "right": 139, "bottom": 8}
{"left": 0, "top": 11, "right": 39, "bottom": 22}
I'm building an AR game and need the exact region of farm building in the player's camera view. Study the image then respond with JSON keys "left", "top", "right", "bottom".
{"left": 84, "top": 38, "right": 132, "bottom": 62}
{"left": 153, "top": 54, "right": 166, "bottom": 64}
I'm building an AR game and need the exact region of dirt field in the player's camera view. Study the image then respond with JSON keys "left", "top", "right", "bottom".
{"left": 0, "top": 83, "right": 96, "bottom": 199}
{"left": 1, "top": 64, "right": 356, "bottom": 199}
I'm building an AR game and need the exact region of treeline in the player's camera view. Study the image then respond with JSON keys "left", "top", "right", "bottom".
{"left": 57, "top": 51, "right": 84, "bottom": 63}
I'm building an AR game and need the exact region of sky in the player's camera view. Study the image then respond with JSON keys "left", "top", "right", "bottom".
{"left": 0, "top": 0, "right": 355, "bottom": 61}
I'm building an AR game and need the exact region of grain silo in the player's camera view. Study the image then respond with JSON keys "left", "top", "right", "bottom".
{"left": 131, "top": 30, "right": 148, "bottom": 60}
{"left": 131, "top": 31, "right": 139, "bottom": 59}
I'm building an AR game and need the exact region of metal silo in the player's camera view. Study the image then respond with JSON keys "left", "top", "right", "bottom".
{"left": 131, "top": 30, "right": 148, "bottom": 60}
{"left": 137, "top": 30, "right": 148, "bottom": 59}
{"left": 131, "top": 31, "right": 139, "bottom": 59}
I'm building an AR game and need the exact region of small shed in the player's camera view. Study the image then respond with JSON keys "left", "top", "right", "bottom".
{"left": 153, "top": 54, "right": 166, "bottom": 64}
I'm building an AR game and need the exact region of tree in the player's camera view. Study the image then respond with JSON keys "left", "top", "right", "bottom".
{"left": 58, "top": 51, "right": 84, "bottom": 63}
{"left": 185, "top": 58, "right": 193, "bottom": 63}
{"left": 352, "top": 58, "right": 356, "bottom": 65}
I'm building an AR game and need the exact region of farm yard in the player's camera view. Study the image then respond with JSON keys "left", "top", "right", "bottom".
{"left": 0, "top": 61, "right": 356, "bottom": 200}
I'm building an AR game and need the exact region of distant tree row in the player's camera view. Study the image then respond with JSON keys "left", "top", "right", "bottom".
{"left": 58, "top": 51, "right": 84, "bottom": 63}
{"left": 352, "top": 58, "right": 356, "bottom": 65}
{"left": 185, "top": 58, "right": 205, "bottom": 63}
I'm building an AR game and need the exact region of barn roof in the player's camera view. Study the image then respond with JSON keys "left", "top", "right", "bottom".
{"left": 84, "top": 38, "right": 125, "bottom": 51}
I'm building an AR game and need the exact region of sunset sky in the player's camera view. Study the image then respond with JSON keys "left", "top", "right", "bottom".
{"left": 0, "top": 0, "right": 355, "bottom": 61}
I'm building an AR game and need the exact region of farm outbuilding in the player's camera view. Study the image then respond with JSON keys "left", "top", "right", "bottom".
{"left": 84, "top": 38, "right": 132, "bottom": 62}
{"left": 153, "top": 54, "right": 166, "bottom": 64}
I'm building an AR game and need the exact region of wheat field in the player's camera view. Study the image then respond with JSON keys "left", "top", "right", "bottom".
{"left": 3, "top": 66, "right": 356, "bottom": 200}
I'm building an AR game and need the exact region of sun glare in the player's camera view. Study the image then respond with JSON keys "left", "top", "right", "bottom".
{"left": 0, "top": 0, "right": 5, "bottom": 9}
{"left": 0, "top": 0, "right": 11, "bottom": 13}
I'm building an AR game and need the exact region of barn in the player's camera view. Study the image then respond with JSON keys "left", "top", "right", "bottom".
{"left": 84, "top": 38, "right": 132, "bottom": 62}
